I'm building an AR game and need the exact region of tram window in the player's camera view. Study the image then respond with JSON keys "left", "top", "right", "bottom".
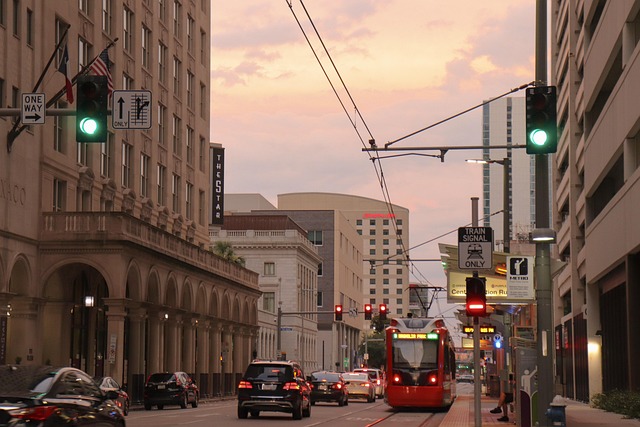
{"left": 393, "top": 339, "right": 438, "bottom": 369}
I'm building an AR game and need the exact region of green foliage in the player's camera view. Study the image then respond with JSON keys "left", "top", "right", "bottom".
{"left": 358, "top": 330, "right": 386, "bottom": 369}
{"left": 592, "top": 390, "right": 640, "bottom": 420}
{"left": 211, "top": 241, "right": 246, "bottom": 267}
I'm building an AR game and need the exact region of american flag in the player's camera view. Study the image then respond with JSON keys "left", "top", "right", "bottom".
{"left": 90, "top": 48, "right": 113, "bottom": 98}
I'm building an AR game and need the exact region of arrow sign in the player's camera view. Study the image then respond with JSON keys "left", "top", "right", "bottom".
{"left": 24, "top": 113, "right": 41, "bottom": 121}
{"left": 21, "top": 93, "right": 46, "bottom": 124}
{"left": 112, "top": 90, "right": 152, "bottom": 129}
{"left": 117, "top": 97, "right": 125, "bottom": 120}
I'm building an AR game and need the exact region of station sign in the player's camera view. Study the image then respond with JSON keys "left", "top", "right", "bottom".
{"left": 462, "top": 325, "right": 496, "bottom": 334}
{"left": 458, "top": 227, "right": 493, "bottom": 270}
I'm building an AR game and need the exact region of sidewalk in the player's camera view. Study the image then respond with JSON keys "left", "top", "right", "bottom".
{"left": 440, "top": 393, "right": 640, "bottom": 427}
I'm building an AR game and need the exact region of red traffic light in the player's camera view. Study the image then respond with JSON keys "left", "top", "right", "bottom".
{"left": 465, "top": 276, "right": 487, "bottom": 317}
{"left": 364, "top": 304, "right": 372, "bottom": 320}
{"left": 379, "top": 303, "right": 387, "bottom": 320}
{"left": 334, "top": 304, "right": 343, "bottom": 321}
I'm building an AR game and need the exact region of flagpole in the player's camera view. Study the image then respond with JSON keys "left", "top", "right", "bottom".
{"left": 7, "top": 37, "right": 118, "bottom": 152}
{"left": 6, "top": 27, "right": 70, "bottom": 151}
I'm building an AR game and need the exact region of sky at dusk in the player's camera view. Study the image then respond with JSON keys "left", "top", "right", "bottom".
{"left": 211, "top": 1, "right": 536, "bottom": 321}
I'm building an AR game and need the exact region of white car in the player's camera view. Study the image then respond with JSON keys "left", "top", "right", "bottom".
{"left": 352, "top": 368, "right": 384, "bottom": 398}
{"left": 457, "top": 374, "right": 474, "bottom": 383}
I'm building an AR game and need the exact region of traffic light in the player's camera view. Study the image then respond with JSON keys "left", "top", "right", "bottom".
{"left": 525, "top": 85, "right": 557, "bottom": 154}
{"left": 378, "top": 303, "right": 387, "bottom": 320}
{"left": 334, "top": 305, "right": 343, "bottom": 321}
{"left": 465, "top": 276, "right": 487, "bottom": 317}
{"left": 493, "top": 334, "right": 504, "bottom": 349}
{"left": 76, "top": 75, "right": 108, "bottom": 142}
{"left": 364, "top": 304, "right": 372, "bottom": 320}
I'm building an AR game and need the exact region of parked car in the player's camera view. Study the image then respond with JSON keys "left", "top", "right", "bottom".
{"left": 143, "top": 371, "right": 199, "bottom": 410}
{"left": 0, "top": 365, "right": 125, "bottom": 426}
{"left": 457, "top": 374, "right": 474, "bottom": 383}
{"left": 352, "top": 368, "right": 384, "bottom": 398}
{"left": 307, "top": 371, "right": 349, "bottom": 406}
{"left": 237, "top": 360, "right": 311, "bottom": 419}
{"left": 95, "top": 376, "right": 130, "bottom": 415}
{"left": 341, "top": 372, "right": 375, "bottom": 403}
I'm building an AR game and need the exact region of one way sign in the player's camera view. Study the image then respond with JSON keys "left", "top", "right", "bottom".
{"left": 21, "top": 93, "right": 46, "bottom": 124}
{"left": 112, "top": 90, "right": 152, "bottom": 129}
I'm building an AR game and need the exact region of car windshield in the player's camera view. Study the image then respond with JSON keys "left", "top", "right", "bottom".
{"left": 354, "top": 370, "right": 379, "bottom": 380}
{"left": 342, "top": 373, "right": 368, "bottom": 381}
{"left": 147, "top": 373, "right": 175, "bottom": 383}
{"left": 244, "top": 365, "right": 293, "bottom": 381}
{"left": 311, "top": 372, "right": 341, "bottom": 382}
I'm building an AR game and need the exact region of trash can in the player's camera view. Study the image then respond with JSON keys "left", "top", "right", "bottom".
{"left": 488, "top": 375, "right": 500, "bottom": 398}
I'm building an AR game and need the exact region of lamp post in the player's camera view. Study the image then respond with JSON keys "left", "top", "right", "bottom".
{"left": 465, "top": 157, "right": 511, "bottom": 253}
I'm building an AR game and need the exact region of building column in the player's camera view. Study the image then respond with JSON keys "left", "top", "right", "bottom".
{"left": 164, "top": 312, "right": 180, "bottom": 371}
{"left": 6, "top": 297, "right": 39, "bottom": 365}
{"left": 126, "top": 306, "right": 146, "bottom": 378}
{"left": 209, "top": 322, "right": 222, "bottom": 396}
{"left": 104, "top": 298, "right": 127, "bottom": 382}
{"left": 182, "top": 315, "right": 195, "bottom": 374}
{"left": 147, "top": 309, "right": 163, "bottom": 374}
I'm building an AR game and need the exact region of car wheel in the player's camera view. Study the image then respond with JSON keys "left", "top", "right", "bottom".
{"left": 157, "top": 404, "right": 164, "bottom": 410}
{"left": 191, "top": 394, "right": 198, "bottom": 408}
{"left": 293, "top": 400, "right": 303, "bottom": 420}
{"left": 311, "top": 401, "right": 315, "bottom": 406}
{"left": 180, "top": 393, "right": 188, "bottom": 409}
{"left": 250, "top": 411, "right": 260, "bottom": 418}
{"left": 338, "top": 397, "right": 344, "bottom": 407}
{"left": 303, "top": 401, "right": 311, "bottom": 418}
{"left": 237, "top": 406, "right": 248, "bottom": 419}
{"left": 124, "top": 400, "right": 130, "bottom": 415}
{"left": 144, "top": 402, "right": 151, "bottom": 411}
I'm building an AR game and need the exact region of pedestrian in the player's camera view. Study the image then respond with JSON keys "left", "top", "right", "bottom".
{"left": 489, "top": 373, "right": 514, "bottom": 422}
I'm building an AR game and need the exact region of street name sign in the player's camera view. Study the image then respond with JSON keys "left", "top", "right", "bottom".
{"left": 21, "top": 93, "right": 45, "bottom": 124}
{"left": 458, "top": 227, "right": 493, "bottom": 270}
{"left": 112, "top": 90, "right": 152, "bottom": 129}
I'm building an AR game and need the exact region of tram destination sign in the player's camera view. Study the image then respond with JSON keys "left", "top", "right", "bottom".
{"left": 458, "top": 227, "right": 493, "bottom": 270}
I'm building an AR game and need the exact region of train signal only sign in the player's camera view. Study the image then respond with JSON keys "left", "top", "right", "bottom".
{"left": 458, "top": 227, "right": 493, "bottom": 270}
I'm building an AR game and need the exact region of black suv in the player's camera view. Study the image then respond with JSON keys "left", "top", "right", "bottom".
{"left": 143, "top": 371, "right": 199, "bottom": 410}
{"left": 237, "top": 360, "right": 311, "bottom": 420}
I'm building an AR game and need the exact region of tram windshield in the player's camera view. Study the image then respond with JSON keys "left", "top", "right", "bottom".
{"left": 392, "top": 334, "right": 438, "bottom": 370}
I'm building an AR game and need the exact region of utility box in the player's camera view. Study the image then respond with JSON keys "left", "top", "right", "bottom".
{"left": 513, "top": 339, "right": 537, "bottom": 427}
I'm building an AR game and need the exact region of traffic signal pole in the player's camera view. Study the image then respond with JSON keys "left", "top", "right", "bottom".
{"left": 471, "top": 197, "right": 481, "bottom": 427}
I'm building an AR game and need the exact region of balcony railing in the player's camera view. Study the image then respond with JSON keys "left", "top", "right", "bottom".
{"left": 42, "top": 212, "right": 258, "bottom": 288}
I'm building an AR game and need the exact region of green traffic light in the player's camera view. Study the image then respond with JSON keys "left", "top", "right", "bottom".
{"left": 529, "top": 128, "right": 548, "bottom": 146}
{"left": 79, "top": 117, "right": 99, "bottom": 135}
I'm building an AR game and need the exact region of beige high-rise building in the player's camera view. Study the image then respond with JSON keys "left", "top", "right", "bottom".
{"left": 552, "top": 0, "right": 640, "bottom": 401}
{"left": 0, "top": 1, "right": 259, "bottom": 401}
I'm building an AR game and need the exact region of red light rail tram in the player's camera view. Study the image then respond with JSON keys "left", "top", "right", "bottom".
{"left": 384, "top": 317, "right": 456, "bottom": 409}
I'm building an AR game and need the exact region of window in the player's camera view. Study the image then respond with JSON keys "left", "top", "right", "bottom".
{"left": 383, "top": 249, "right": 389, "bottom": 255}
{"left": 79, "top": 0, "right": 89, "bottom": 13}
{"left": 369, "top": 249, "right": 376, "bottom": 255}
{"left": 383, "top": 229, "right": 389, "bottom": 235}
{"left": 396, "top": 268, "right": 403, "bottom": 274}
{"left": 199, "top": 82, "right": 206, "bottom": 118}
{"left": 100, "top": 133, "right": 114, "bottom": 177}
{"left": 369, "top": 239, "right": 375, "bottom": 245}
{"left": 383, "top": 219, "right": 389, "bottom": 225}
{"left": 123, "top": 7, "right": 133, "bottom": 53}
{"left": 185, "top": 182, "right": 193, "bottom": 219}
{"left": 157, "top": 164, "right": 166, "bottom": 205}
{"left": 77, "top": 142, "right": 88, "bottom": 166}
{"left": 122, "top": 142, "right": 132, "bottom": 188}
{"left": 102, "top": 0, "right": 113, "bottom": 34}
{"left": 369, "top": 229, "right": 376, "bottom": 235}
{"left": 397, "top": 278, "right": 403, "bottom": 285}
{"left": 159, "top": 0, "right": 166, "bottom": 22}
{"left": 199, "top": 136, "right": 206, "bottom": 172}
{"left": 141, "top": 26, "right": 151, "bottom": 68}
{"left": 356, "top": 219, "right": 362, "bottom": 226}
{"left": 173, "top": 57, "right": 181, "bottom": 96}
{"left": 369, "top": 278, "right": 375, "bottom": 285}
{"left": 383, "top": 279, "right": 389, "bottom": 285}
{"left": 396, "top": 219, "right": 403, "bottom": 225}
{"left": 11, "top": 0, "right": 18, "bottom": 37}
{"left": 158, "top": 104, "right": 166, "bottom": 145}
{"left": 317, "top": 262, "right": 323, "bottom": 276}
{"left": 158, "top": 43, "right": 167, "bottom": 84}
{"left": 316, "top": 291, "right": 323, "bottom": 307}
{"left": 172, "top": 173, "right": 181, "bottom": 212}
{"left": 53, "top": 100, "right": 65, "bottom": 152}
{"left": 198, "top": 190, "right": 205, "bottom": 225}
{"left": 186, "top": 126, "right": 194, "bottom": 164}
{"left": 369, "top": 219, "right": 375, "bottom": 226}
{"left": 26, "top": 8, "right": 32, "bottom": 46}
{"left": 187, "top": 14, "right": 194, "bottom": 53}
{"left": 186, "top": 71, "right": 194, "bottom": 109}
{"left": 172, "top": 0, "right": 181, "bottom": 36}
{"left": 140, "top": 154, "right": 150, "bottom": 197}
{"left": 53, "top": 178, "right": 66, "bottom": 211}
{"left": 122, "top": 73, "right": 133, "bottom": 90}
{"left": 78, "top": 37, "right": 90, "bottom": 71}
{"left": 383, "top": 239, "right": 389, "bottom": 245}
{"left": 264, "top": 262, "right": 275, "bottom": 276}
{"left": 261, "top": 292, "right": 275, "bottom": 313}
{"left": 369, "top": 288, "right": 376, "bottom": 295}
{"left": 383, "top": 289, "right": 389, "bottom": 295}
{"left": 396, "top": 298, "right": 403, "bottom": 304}
{"left": 200, "top": 29, "right": 206, "bottom": 65}
{"left": 396, "top": 288, "right": 402, "bottom": 294}
{"left": 0, "top": 0, "right": 5, "bottom": 26}
{"left": 172, "top": 115, "right": 181, "bottom": 155}
{"left": 307, "top": 230, "right": 322, "bottom": 245}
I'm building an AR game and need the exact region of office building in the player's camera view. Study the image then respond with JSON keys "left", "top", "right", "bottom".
{"left": 551, "top": 0, "right": 640, "bottom": 400}
{"left": 0, "top": 1, "right": 258, "bottom": 400}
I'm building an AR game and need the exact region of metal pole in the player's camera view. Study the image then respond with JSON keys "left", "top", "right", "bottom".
{"left": 503, "top": 158, "right": 511, "bottom": 254}
{"left": 535, "top": 0, "right": 554, "bottom": 425}
{"left": 277, "top": 306, "right": 282, "bottom": 360}
{"left": 471, "top": 197, "right": 482, "bottom": 427}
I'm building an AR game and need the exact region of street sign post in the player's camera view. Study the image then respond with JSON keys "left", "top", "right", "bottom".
{"left": 458, "top": 227, "right": 493, "bottom": 270}
{"left": 112, "top": 90, "right": 152, "bottom": 129}
{"left": 21, "top": 93, "right": 46, "bottom": 124}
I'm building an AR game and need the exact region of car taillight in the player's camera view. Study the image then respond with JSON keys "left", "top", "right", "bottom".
{"left": 238, "top": 380, "right": 253, "bottom": 389}
{"left": 427, "top": 372, "right": 438, "bottom": 385}
{"left": 376, "top": 379, "right": 380, "bottom": 385}
{"left": 283, "top": 382, "right": 300, "bottom": 391}
{"left": 10, "top": 406, "right": 59, "bottom": 421}
{"left": 332, "top": 383, "right": 343, "bottom": 390}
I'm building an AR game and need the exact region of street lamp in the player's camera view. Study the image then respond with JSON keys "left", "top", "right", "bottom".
{"left": 465, "top": 157, "right": 511, "bottom": 253}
